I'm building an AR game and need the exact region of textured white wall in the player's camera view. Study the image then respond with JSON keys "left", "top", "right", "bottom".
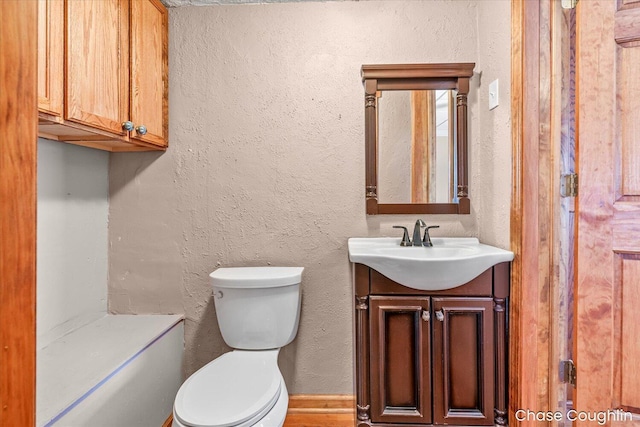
{"left": 108, "top": 0, "right": 511, "bottom": 394}
{"left": 475, "top": 0, "right": 512, "bottom": 249}
{"left": 37, "top": 139, "right": 109, "bottom": 349}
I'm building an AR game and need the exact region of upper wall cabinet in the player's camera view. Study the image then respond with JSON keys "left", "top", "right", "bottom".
{"left": 37, "top": 0, "right": 168, "bottom": 152}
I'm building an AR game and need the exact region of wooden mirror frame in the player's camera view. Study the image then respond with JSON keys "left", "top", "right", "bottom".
{"left": 362, "top": 63, "right": 475, "bottom": 215}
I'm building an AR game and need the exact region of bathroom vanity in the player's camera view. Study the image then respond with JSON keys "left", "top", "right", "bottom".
{"left": 349, "top": 237, "right": 512, "bottom": 427}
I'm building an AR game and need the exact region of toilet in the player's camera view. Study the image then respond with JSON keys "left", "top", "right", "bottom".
{"left": 172, "top": 267, "right": 303, "bottom": 427}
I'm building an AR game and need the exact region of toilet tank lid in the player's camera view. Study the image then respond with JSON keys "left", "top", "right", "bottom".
{"left": 210, "top": 267, "right": 304, "bottom": 288}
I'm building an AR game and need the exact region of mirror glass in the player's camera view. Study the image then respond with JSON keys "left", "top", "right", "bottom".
{"left": 378, "top": 90, "right": 457, "bottom": 204}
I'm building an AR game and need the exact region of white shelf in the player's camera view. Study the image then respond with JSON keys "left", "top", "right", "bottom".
{"left": 37, "top": 314, "right": 183, "bottom": 426}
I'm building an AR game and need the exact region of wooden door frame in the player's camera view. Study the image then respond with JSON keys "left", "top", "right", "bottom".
{"left": 510, "top": 0, "right": 559, "bottom": 425}
{"left": 0, "top": 1, "right": 38, "bottom": 425}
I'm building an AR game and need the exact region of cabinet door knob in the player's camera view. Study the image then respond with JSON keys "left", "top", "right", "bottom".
{"left": 435, "top": 310, "right": 444, "bottom": 322}
{"left": 121, "top": 121, "right": 134, "bottom": 131}
{"left": 135, "top": 125, "right": 148, "bottom": 135}
{"left": 422, "top": 310, "right": 430, "bottom": 322}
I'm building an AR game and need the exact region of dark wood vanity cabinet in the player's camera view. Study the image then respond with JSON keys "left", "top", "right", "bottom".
{"left": 354, "top": 263, "right": 510, "bottom": 427}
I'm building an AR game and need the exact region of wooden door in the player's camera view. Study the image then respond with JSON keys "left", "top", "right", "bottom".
{"left": 575, "top": 0, "right": 640, "bottom": 422}
{"left": 432, "top": 297, "right": 494, "bottom": 425}
{"left": 66, "top": 0, "right": 129, "bottom": 135}
{"left": 369, "top": 296, "right": 432, "bottom": 424}
{"left": 129, "top": 0, "right": 168, "bottom": 147}
{"left": 37, "top": 0, "right": 63, "bottom": 118}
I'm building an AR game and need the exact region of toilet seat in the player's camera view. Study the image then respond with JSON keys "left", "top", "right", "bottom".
{"left": 174, "top": 350, "right": 282, "bottom": 427}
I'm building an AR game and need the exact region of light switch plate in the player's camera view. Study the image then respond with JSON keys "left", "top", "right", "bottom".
{"left": 489, "top": 79, "right": 499, "bottom": 110}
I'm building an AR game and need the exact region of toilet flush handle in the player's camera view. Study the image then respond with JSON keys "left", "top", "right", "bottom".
{"left": 214, "top": 290, "right": 224, "bottom": 299}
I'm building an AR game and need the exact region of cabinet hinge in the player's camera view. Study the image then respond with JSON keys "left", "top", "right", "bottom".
{"left": 561, "top": 0, "right": 578, "bottom": 9}
{"left": 560, "top": 359, "right": 577, "bottom": 387}
{"left": 561, "top": 173, "right": 578, "bottom": 198}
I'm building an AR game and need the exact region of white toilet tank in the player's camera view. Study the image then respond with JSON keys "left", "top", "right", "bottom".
{"left": 210, "top": 267, "right": 303, "bottom": 350}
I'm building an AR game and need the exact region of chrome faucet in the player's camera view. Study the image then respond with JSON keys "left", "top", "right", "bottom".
{"left": 422, "top": 225, "right": 440, "bottom": 247}
{"left": 412, "top": 219, "right": 426, "bottom": 246}
{"left": 394, "top": 221, "right": 439, "bottom": 246}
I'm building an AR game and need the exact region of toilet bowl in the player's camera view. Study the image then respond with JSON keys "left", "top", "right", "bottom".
{"left": 173, "top": 267, "right": 303, "bottom": 427}
{"left": 172, "top": 350, "right": 288, "bottom": 427}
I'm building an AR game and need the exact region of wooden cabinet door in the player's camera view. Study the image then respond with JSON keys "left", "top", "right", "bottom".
{"left": 65, "top": 0, "right": 129, "bottom": 135}
{"left": 432, "top": 297, "right": 494, "bottom": 425}
{"left": 37, "top": 0, "right": 63, "bottom": 118}
{"left": 369, "top": 296, "right": 432, "bottom": 424}
{"left": 129, "top": 0, "right": 168, "bottom": 147}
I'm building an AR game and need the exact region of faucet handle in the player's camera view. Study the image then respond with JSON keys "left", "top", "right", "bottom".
{"left": 392, "top": 226, "right": 412, "bottom": 246}
{"left": 422, "top": 225, "right": 440, "bottom": 247}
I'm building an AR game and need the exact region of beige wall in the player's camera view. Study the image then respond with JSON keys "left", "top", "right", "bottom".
{"left": 108, "top": 0, "right": 511, "bottom": 394}
{"left": 476, "top": 0, "right": 512, "bottom": 249}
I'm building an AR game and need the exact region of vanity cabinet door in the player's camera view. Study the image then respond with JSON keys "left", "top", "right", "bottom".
{"left": 369, "top": 296, "right": 432, "bottom": 424}
{"left": 432, "top": 297, "right": 494, "bottom": 425}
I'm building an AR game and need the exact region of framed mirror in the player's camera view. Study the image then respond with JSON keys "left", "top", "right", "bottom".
{"left": 362, "top": 63, "right": 475, "bottom": 214}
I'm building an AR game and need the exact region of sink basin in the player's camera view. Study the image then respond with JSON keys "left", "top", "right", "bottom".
{"left": 348, "top": 237, "right": 514, "bottom": 291}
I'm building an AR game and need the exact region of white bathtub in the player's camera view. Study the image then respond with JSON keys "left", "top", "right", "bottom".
{"left": 37, "top": 315, "right": 184, "bottom": 427}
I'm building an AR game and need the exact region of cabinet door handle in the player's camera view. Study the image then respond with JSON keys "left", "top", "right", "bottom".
{"left": 122, "top": 121, "right": 134, "bottom": 131}
{"left": 435, "top": 310, "right": 444, "bottom": 322}
{"left": 135, "top": 125, "right": 148, "bottom": 136}
{"left": 422, "top": 310, "right": 430, "bottom": 322}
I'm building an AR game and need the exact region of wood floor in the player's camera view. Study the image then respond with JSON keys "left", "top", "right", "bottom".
{"left": 284, "top": 395, "right": 355, "bottom": 427}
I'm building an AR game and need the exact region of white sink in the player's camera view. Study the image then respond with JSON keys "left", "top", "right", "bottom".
{"left": 348, "top": 237, "right": 514, "bottom": 291}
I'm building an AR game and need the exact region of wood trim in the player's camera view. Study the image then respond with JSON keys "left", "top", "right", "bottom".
{"left": 162, "top": 414, "right": 173, "bottom": 427}
{"left": 361, "top": 63, "right": 475, "bottom": 80}
{"left": 287, "top": 395, "right": 355, "bottom": 414}
{"left": 509, "top": 0, "right": 525, "bottom": 418}
{"left": 163, "top": 396, "right": 356, "bottom": 427}
{"left": 493, "top": 262, "right": 510, "bottom": 426}
{"left": 376, "top": 202, "right": 465, "bottom": 215}
{"left": 364, "top": 78, "right": 378, "bottom": 215}
{"left": 510, "top": 0, "right": 559, "bottom": 425}
{"left": 354, "top": 264, "right": 371, "bottom": 426}
{"left": 376, "top": 80, "right": 458, "bottom": 91}
{"left": 0, "top": 1, "right": 38, "bottom": 424}
{"left": 448, "top": 90, "right": 455, "bottom": 202}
